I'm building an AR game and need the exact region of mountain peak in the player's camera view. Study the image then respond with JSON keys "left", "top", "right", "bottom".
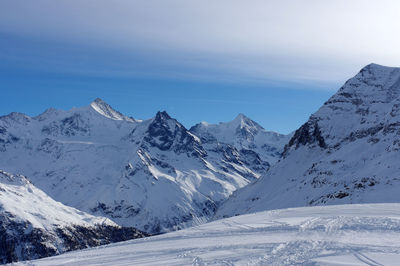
{"left": 92, "top": 97, "right": 105, "bottom": 104}
{"left": 233, "top": 113, "right": 250, "bottom": 123}
{"left": 90, "top": 98, "right": 134, "bottom": 122}
{"left": 231, "top": 113, "right": 264, "bottom": 131}
{"left": 90, "top": 98, "right": 111, "bottom": 110}
{"left": 216, "top": 64, "right": 400, "bottom": 219}
{"left": 362, "top": 63, "right": 393, "bottom": 72}
{"left": 355, "top": 63, "right": 400, "bottom": 85}
{"left": 154, "top": 111, "right": 172, "bottom": 121}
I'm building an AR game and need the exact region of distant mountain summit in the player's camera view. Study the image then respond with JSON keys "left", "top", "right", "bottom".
{"left": 190, "top": 113, "right": 290, "bottom": 165}
{"left": 0, "top": 99, "right": 288, "bottom": 234}
{"left": 216, "top": 63, "right": 400, "bottom": 218}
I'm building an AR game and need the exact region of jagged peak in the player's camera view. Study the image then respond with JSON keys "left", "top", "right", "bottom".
{"left": 144, "top": 110, "right": 204, "bottom": 153}
{"left": 90, "top": 98, "right": 135, "bottom": 122}
{"left": 230, "top": 113, "right": 264, "bottom": 131}
{"left": 150, "top": 111, "right": 185, "bottom": 131}
{"left": 154, "top": 111, "right": 172, "bottom": 121}
{"left": 232, "top": 113, "right": 251, "bottom": 124}
{"left": 235, "top": 113, "right": 247, "bottom": 120}
{"left": 90, "top": 98, "right": 114, "bottom": 112}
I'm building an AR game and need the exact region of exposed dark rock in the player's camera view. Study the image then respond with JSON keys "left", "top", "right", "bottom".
{"left": 284, "top": 119, "right": 326, "bottom": 156}
{"left": 0, "top": 214, "right": 147, "bottom": 264}
{"left": 143, "top": 111, "right": 206, "bottom": 158}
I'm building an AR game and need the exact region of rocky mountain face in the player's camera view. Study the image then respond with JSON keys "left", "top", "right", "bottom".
{"left": 0, "top": 99, "right": 287, "bottom": 234}
{"left": 0, "top": 170, "right": 146, "bottom": 264}
{"left": 216, "top": 63, "right": 400, "bottom": 218}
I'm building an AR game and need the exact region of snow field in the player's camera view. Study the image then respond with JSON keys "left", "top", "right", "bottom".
{"left": 18, "top": 203, "right": 400, "bottom": 265}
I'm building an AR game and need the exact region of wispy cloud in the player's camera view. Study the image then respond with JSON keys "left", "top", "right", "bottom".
{"left": 1, "top": 0, "right": 399, "bottom": 86}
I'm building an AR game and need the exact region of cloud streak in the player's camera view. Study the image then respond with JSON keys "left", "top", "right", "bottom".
{"left": 1, "top": 0, "right": 400, "bottom": 86}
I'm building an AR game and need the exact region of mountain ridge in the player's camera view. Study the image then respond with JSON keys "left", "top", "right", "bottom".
{"left": 0, "top": 100, "right": 288, "bottom": 234}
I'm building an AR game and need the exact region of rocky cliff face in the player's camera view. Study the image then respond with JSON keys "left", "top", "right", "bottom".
{"left": 216, "top": 63, "right": 400, "bottom": 218}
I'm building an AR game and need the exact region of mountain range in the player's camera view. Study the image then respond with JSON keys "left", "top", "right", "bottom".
{"left": 3, "top": 63, "right": 400, "bottom": 264}
{"left": 0, "top": 98, "right": 289, "bottom": 234}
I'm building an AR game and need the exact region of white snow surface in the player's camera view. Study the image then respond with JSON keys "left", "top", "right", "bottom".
{"left": 217, "top": 63, "right": 400, "bottom": 218}
{"left": 16, "top": 203, "right": 400, "bottom": 265}
{"left": 0, "top": 169, "right": 116, "bottom": 230}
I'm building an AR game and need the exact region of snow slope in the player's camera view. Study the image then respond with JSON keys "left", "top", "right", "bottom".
{"left": 17, "top": 203, "right": 400, "bottom": 265}
{"left": 0, "top": 100, "right": 286, "bottom": 234}
{"left": 217, "top": 63, "right": 400, "bottom": 218}
{"left": 0, "top": 170, "right": 146, "bottom": 263}
{"left": 0, "top": 169, "right": 115, "bottom": 229}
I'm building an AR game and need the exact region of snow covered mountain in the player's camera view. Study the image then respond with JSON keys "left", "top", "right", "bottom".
{"left": 0, "top": 169, "right": 146, "bottom": 264}
{"left": 190, "top": 113, "right": 290, "bottom": 166}
{"left": 217, "top": 63, "right": 400, "bottom": 218}
{"left": 0, "top": 99, "right": 286, "bottom": 234}
{"left": 18, "top": 203, "right": 400, "bottom": 265}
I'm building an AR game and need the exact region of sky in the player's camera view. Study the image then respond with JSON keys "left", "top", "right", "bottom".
{"left": 1, "top": 1, "right": 400, "bottom": 134}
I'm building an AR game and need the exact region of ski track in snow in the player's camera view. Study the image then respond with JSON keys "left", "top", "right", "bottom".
{"left": 16, "top": 203, "right": 400, "bottom": 266}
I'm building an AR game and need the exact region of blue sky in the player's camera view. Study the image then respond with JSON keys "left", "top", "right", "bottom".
{"left": 1, "top": 1, "right": 399, "bottom": 133}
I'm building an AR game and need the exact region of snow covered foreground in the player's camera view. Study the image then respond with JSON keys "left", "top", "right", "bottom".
{"left": 17, "top": 203, "right": 400, "bottom": 265}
